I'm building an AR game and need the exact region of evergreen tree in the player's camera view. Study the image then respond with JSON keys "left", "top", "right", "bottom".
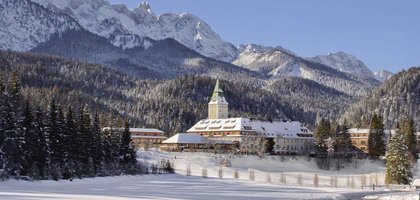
{"left": 0, "top": 72, "right": 142, "bottom": 180}
{"left": 78, "top": 106, "right": 93, "bottom": 176}
{"left": 2, "top": 72, "right": 25, "bottom": 177}
{"left": 333, "top": 122, "right": 353, "bottom": 170}
{"left": 400, "top": 117, "right": 417, "bottom": 159}
{"left": 119, "top": 121, "right": 137, "bottom": 174}
{"left": 368, "top": 114, "right": 386, "bottom": 158}
{"left": 335, "top": 122, "right": 352, "bottom": 155}
{"left": 32, "top": 108, "right": 48, "bottom": 179}
{"left": 46, "top": 99, "right": 63, "bottom": 180}
{"left": 314, "top": 118, "right": 332, "bottom": 146}
{"left": 265, "top": 138, "right": 275, "bottom": 153}
{"left": 91, "top": 113, "right": 104, "bottom": 175}
{"left": 22, "top": 101, "right": 35, "bottom": 176}
{"left": 385, "top": 131, "right": 412, "bottom": 185}
{"left": 0, "top": 74, "right": 5, "bottom": 177}
{"left": 102, "top": 130, "right": 116, "bottom": 175}
{"left": 63, "top": 106, "right": 77, "bottom": 179}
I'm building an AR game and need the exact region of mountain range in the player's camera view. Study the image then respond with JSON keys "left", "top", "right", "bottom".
{"left": 0, "top": 0, "right": 415, "bottom": 131}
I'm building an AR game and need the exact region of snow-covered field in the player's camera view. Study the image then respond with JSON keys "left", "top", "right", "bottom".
{"left": 0, "top": 174, "right": 365, "bottom": 200}
{"left": 139, "top": 150, "right": 390, "bottom": 188}
{"left": 364, "top": 193, "right": 419, "bottom": 200}
{"left": 0, "top": 150, "right": 416, "bottom": 200}
{"left": 138, "top": 150, "right": 387, "bottom": 174}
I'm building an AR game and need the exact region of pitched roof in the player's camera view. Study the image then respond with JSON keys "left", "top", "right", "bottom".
{"left": 102, "top": 127, "right": 164, "bottom": 133}
{"left": 348, "top": 128, "right": 396, "bottom": 135}
{"left": 187, "top": 117, "right": 313, "bottom": 139}
{"left": 251, "top": 120, "right": 313, "bottom": 139}
{"left": 129, "top": 128, "right": 164, "bottom": 133}
{"left": 163, "top": 133, "right": 210, "bottom": 144}
{"left": 209, "top": 79, "right": 228, "bottom": 104}
{"left": 187, "top": 117, "right": 252, "bottom": 133}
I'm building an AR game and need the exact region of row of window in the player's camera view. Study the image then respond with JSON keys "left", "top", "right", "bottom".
{"left": 132, "top": 138, "right": 164, "bottom": 144}
{"left": 275, "top": 144, "right": 313, "bottom": 151}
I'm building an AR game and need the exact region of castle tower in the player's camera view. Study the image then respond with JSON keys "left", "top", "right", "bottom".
{"left": 208, "top": 79, "right": 229, "bottom": 119}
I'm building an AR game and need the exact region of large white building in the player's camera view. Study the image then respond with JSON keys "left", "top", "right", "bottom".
{"left": 187, "top": 80, "right": 314, "bottom": 154}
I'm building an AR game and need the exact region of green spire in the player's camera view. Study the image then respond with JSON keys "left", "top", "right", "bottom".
{"left": 211, "top": 79, "right": 224, "bottom": 101}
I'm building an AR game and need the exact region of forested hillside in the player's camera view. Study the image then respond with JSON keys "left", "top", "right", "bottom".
{"left": 0, "top": 51, "right": 315, "bottom": 135}
{"left": 342, "top": 67, "right": 420, "bottom": 129}
{"left": 266, "top": 77, "right": 354, "bottom": 120}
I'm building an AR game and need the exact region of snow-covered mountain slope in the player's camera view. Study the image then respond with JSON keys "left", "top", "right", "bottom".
{"left": 29, "top": 0, "right": 238, "bottom": 62}
{"left": 32, "top": 29, "right": 262, "bottom": 84}
{"left": 374, "top": 69, "right": 394, "bottom": 82}
{"left": 0, "top": 0, "right": 80, "bottom": 51}
{"left": 307, "top": 52, "right": 375, "bottom": 79}
{"left": 233, "top": 44, "right": 299, "bottom": 76}
{"left": 233, "top": 44, "right": 380, "bottom": 96}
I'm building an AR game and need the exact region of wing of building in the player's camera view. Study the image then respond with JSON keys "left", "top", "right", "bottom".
{"left": 103, "top": 127, "right": 167, "bottom": 149}
{"left": 186, "top": 79, "right": 314, "bottom": 155}
{"left": 349, "top": 128, "right": 420, "bottom": 153}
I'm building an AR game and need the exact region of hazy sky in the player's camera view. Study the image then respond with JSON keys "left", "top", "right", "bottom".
{"left": 109, "top": 0, "right": 420, "bottom": 73}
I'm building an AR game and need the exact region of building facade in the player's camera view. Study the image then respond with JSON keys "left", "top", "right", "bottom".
{"left": 349, "top": 128, "right": 420, "bottom": 153}
{"left": 187, "top": 79, "right": 314, "bottom": 154}
{"left": 130, "top": 128, "right": 168, "bottom": 149}
{"left": 103, "top": 127, "right": 167, "bottom": 149}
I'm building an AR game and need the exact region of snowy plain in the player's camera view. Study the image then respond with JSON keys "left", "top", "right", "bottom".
{"left": 0, "top": 150, "right": 418, "bottom": 200}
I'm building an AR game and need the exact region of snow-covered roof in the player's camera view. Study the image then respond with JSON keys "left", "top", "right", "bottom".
{"left": 187, "top": 117, "right": 253, "bottom": 133}
{"left": 348, "top": 128, "right": 369, "bottom": 134}
{"left": 163, "top": 133, "right": 210, "bottom": 144}
{"left": 251, "top": 120, "right": 313, "bottom": 139}
{"left": 348, "top": 128, "right": 396, "bottom": 135}
{"left": 129, "top": 128, "right": 164, "bottom": 134}
{"left": 102, "top": 127, "right": 164, "bottom": 134}
{"left": 131, "top": 135, "right": 168, "bottom": 139}
{"left": 187, "top": 117, "right": 313, "bottom": 139}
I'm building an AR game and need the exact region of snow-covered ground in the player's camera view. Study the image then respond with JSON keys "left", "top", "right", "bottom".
{"left": 364, "top": 192, "right": 419, "bottom": 200}
{"left": 139, "top": 150, "right": 389, "bottom": 188}
{"left": 0, "top": 150, "right": 415, "bottom": 200}
{"left": 0, "top": 174, "right": 365, "bottom": 200}
{"left": 138, "top": 149, "right": 387, "bottom": 174}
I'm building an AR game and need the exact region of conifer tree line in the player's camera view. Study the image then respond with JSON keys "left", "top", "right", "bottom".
{"left": 314, "top": 118, "right": 356, "bottom": 170}
{"left": 0, "top": 72, "right": 139, "bottom": 180}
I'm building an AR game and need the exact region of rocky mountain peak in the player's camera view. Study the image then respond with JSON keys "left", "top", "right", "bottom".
{"left": 374, "top": 69, "right": 394, "bottom": 82}
{"left": 136, "top": 0, "right": 155, "bottom": 16}
{"left": 308, "top": 52, "right": 375, "bottom": 79}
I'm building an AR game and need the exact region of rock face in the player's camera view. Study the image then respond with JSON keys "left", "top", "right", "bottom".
{"left": 0, "top": 0, "right": 81, "bottom": 51}
{"left": 233, "top": 44, "right": 380, "bottom": 96}
{"left": 308, "top": 52, "right": 375, "bottom": 79}
{"left": 29, "top": 0, "right": 238, "bottom": 62}
{"left": 374, "top": 69, "right": 394, "bottom": 82}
